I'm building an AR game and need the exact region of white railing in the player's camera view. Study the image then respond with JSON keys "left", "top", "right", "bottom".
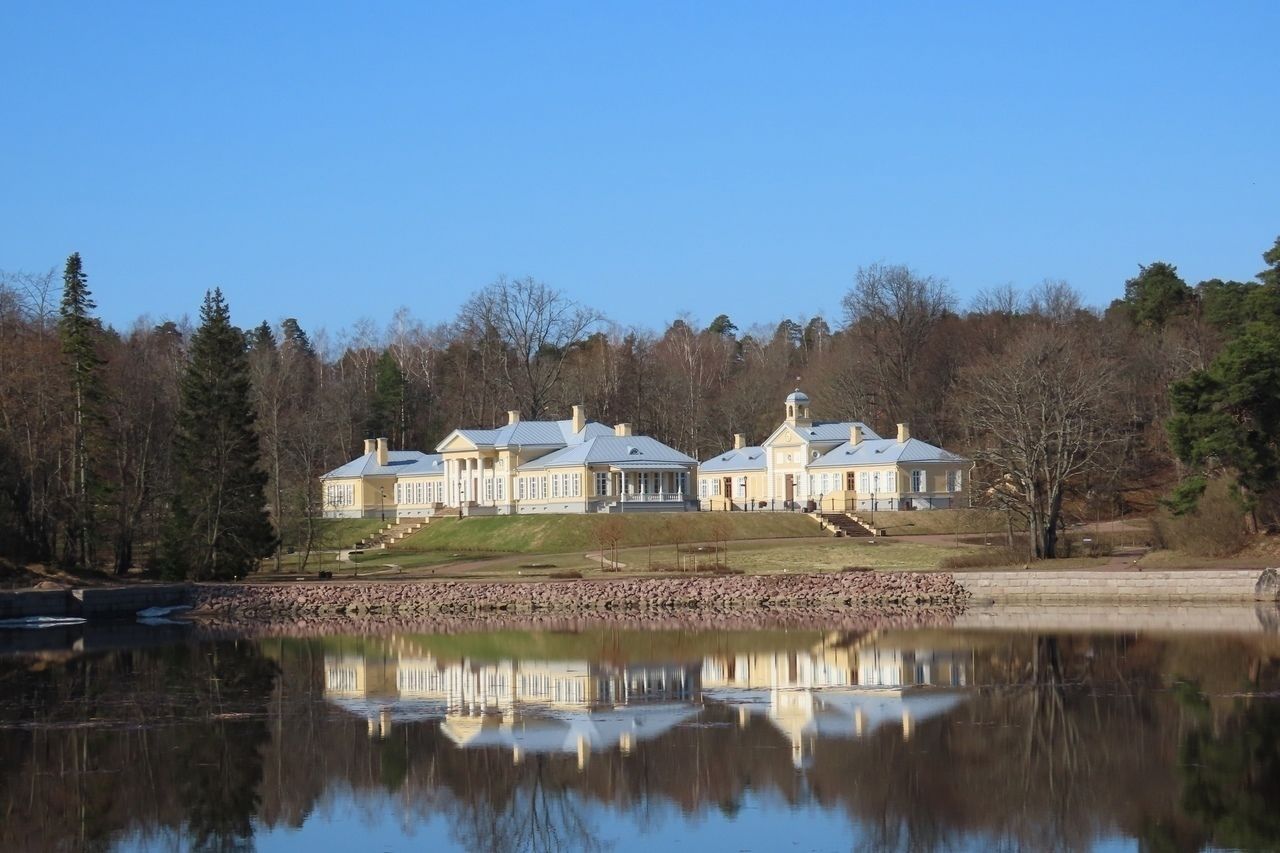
{"left": 618, "top": 491, "right": 686, "bottom": 503}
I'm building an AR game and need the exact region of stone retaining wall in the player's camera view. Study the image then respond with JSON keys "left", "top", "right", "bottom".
{"left": 956, "top": 569, "right": 1278, "bottom": 603}
{"left": 0, "top": 584, "right": 191, "bottom": 620}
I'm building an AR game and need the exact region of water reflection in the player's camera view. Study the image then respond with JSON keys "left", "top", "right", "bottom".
{"left": 1, "top": 622, "right": 1278, "bottom": 852}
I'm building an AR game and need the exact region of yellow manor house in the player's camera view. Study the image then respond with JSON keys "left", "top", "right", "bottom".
{"left": 321, "top": 406, "right": 699, "bottom": 518}
{"left": 321, "top": 391, "right": 969, "bottom": 519}
{"left": 697, "top": 390, "right": 970, "bottom": 513}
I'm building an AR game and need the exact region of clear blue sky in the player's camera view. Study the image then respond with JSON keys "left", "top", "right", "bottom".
{"left": 3, "top": 2, "right": 1277, "bottom": 336}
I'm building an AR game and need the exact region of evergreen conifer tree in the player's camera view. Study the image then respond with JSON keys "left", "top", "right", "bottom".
{"left": 366, "top": 350, "right": 406, "bottom": 441}
{"left": 163, "top": 289, "right": 275, "bottom": 579}
{"left": 57, "top": 252, "right": 105, "bottom": 566}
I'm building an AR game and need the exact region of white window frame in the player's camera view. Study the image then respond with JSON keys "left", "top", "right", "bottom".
{"left": 911, "top": 470, "right": 924, "bottom": 492}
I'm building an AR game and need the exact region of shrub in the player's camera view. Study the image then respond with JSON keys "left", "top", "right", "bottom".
{"left": 1152, "top": 478, "right": 1249, "bottom": 557}
{"left": 939, "top": 548, "right": 1024, "bottom": 570}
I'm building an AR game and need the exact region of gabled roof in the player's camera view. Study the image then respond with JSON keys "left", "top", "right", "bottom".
{"left": 807, "top": 437, "right": 967, "bottom": 468}
{"left": 764, "top": 420, "right": 881, "bottom": 447}
{"left": 698, "top": 446, "right": 767, "bottom": 473}
{"left": 321, "top": 451, "right": 444, "bottom": 479}
{"left": 437, "top": 419, "right": 614, "bottom": 453}
{"left": 517, "top": 435, "right": 697, "bottom": 470}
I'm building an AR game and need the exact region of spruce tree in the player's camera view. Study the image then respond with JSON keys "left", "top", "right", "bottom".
{"left": 164, "top": 289, "right": 276, "bottom": 579}
{"left": 366, "top": 350, "right": 407, "bottom": 442}
{"left": 57, "top": 252, "right": 105, "bottom": 567}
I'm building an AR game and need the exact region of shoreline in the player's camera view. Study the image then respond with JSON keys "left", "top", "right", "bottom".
{"left": 190, "top": 571, "right": 969, "bottom": 618}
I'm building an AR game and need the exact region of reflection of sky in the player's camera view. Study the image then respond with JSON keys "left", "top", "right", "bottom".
{"left": 121, "top": 791, "right": 1142, "bottom": 853}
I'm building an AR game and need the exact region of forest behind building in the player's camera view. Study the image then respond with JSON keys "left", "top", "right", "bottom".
{"left": 2, "top": 237, "right": 1279, "bottom": 577}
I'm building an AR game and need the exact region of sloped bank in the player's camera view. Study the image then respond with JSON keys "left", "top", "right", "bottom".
{"left": 191, "top": 572, "right": 969, "bottom": 618}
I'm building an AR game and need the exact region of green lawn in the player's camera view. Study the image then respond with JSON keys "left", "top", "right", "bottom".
{"left": 390, "top": 512, "right": 822, "bottom": 555}
{"left": 717, "top": 538, "right": 981, "bottom": 573}
{"left": 284, "top": 518, "right": 384, "bottom": 550}
{"left": 865, "top": 509, "right": 1006, "bottom": 536}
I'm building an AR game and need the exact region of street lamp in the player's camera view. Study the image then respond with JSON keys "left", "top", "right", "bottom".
{"left": 379, "top": 487, "right": 386, "bottom": 522}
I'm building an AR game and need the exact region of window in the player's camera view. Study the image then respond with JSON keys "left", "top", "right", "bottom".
{"left": 911, "top": 470, "right": 925, "bottom": 492}
{"left": 485, "top": 479, "right": 494, "bottom": 501}
{"left": 871, "top": 472, "right": 881, "bottom": 492}
{"left": 678, "top": 472, "right": 688, "bottom": 494}
{"left": 698, "top": 478, "right": 707, "bottom": 497}
{"left": 947, "top": 470, "right": 961, "bottom": 492}
{"left": 518, "top": 478, "right": 526, "bottom": 500}
{"left": 540, "top": 477, "right": 548, "bottom": 499}
{"left": 552, "top": 475, "right": 561, "bottom": 498}
{"left": 496, "top": 478, "right": 504, "bottom": 501}
{"left": 416, "top": 482, "right": 424, "bottom": 504}
{"left": 572, "top": 474, "right": 581, "bottom": 497}
{"left": 712, "top": 479, "right": 721, "bottom": 496}
{"left": 598, "top": 472, "right": 611, "bottom": 496}
{"left": 859, "top": 472, "right": 870, "bottom": 492}
{"left": 736, "top": 477, "right": 746, "bottom": 498}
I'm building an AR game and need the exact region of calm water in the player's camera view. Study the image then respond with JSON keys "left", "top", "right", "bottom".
{"left": 2, "top": 612, "right": 1279, "bottom": 853}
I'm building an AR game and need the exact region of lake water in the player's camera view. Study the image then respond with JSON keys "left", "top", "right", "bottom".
{"left": 2, "top": 610, "right": 1279, "bottom": 852}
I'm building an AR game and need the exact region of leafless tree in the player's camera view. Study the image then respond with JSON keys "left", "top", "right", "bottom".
{"left": 960, "top": 320, "right": 1123, "bottom": 559}
{"left": 460, "top": 276, "right": 600, "bottom": 419}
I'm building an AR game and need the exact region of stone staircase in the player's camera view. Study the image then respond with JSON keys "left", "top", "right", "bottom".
{"left": 354, "top": 519, "right": 426, "bottom": 550}
{"left": 818, "top": 512, "right": 880, "bottom": 537}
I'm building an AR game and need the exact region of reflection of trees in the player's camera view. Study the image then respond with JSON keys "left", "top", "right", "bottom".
{"left": 1177, "top": 671, "right": 1280, "bottom": 851}
{"left": 5, "top": 632, "right": 1280, "bottom": 852}
{"left": 449, "top": 755, "right": 608, "bottom": 853}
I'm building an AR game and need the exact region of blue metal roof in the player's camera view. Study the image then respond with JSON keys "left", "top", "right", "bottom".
{"left": 807, "top": 437, "right": 967, "bottom": 468}
{"left": 796, "top": 421, "right": 882, "bottom": 442}
{"left": 518, "top": 435, "right": 697, "bottom": 470}
{"left": 698, "top": 447, "right": 767, "bottom": 473}
{"left": 321, "top": 451, "right": 445, "bottom": 479}
{"left": 441, "top": 419, "right": 614, "bottom": 451}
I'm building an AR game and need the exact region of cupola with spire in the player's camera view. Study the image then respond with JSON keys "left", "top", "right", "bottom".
{"left": 784, "top": 389, "right": 812, "bottom": 427}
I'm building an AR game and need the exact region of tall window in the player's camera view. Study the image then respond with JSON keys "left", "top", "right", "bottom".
{"left": 597, "top": 472, "right": 610, "bottom": 496}
{"left": 572, "top": 474, "right": 581, "bottom": 497}
{"left": 678, "top": 472, "right": 688, "bottom": 494}
{"left": 540, "top": 477, "right": 548, "bottom": 499}
{"left": 871, "top": 472, "right": 880, "bottom": 493}
{"left": 911, "top": 470, "right": 925, "bottom": 492}
{"left": 736, "top": 477, "right": 746, "bottom": 498}
{"left": 859, "top": 472, "right": 870, "bottom": 492}
{"left": 947, "top": 470, "right": 961, "bottom": 492}
{"left": 698, "top": 479, "right": 707, "bottom": 497}
{"left": 552, "top": 475, "right": 561, "bottom": 498}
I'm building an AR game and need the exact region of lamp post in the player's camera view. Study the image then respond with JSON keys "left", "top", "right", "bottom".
{"left": 379, "top": 487, "right": 386, "bottom": 522}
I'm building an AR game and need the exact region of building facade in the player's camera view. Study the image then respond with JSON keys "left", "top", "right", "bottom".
{"left": 321, "top": 405, "right": 698, "bottom": 518}
{"left": 698, "top": 390, "right": 970, "bottom": 512}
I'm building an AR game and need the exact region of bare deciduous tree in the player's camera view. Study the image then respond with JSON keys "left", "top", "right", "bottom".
{"left": 961, "top": 320, "right": 1123, "bottom": 559}
{"left": 461, "top": 276, "right": 600, "bottom": 419}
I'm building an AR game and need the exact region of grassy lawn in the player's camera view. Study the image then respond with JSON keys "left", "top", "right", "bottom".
{"left": 717, "top": 538, "right": 983, "bottom": 573}
{"left": 391, "top": 512, "right": 822, "bottom": 555}
{"left": 864, "top": 509, "right": 1006, "bottom": 536}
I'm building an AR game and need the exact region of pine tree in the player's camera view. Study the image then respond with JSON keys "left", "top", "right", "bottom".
{"left": 366, "top": 350, "right": 407, "bottom": 443}
{"left": 57, "top": 252, "right": 105, "bottom": 566}
{"left": 163, "top": 289, "right": 275, "bottom": 579}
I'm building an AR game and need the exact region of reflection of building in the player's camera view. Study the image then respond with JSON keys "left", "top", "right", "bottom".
{"left": 324, "top": 635, "right": 974, "bottom": 770}
{"left": 323, "top": 648, "right": 699, "bottom": 768}
{"left": 699, "top": 637, "right": 971, "bottom": 768}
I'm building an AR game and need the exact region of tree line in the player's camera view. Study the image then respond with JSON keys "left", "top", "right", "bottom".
{"left": 1, "top": 237, "right": 1277, "bottom": 575}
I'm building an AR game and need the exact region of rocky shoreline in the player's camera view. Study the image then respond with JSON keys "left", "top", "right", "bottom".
{"left": 191, "top": 571, "right": 969, "bottom": 619}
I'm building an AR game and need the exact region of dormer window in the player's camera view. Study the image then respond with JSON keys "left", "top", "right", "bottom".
{"left": 628, "top": 446, "right": 640, "bottom": 456}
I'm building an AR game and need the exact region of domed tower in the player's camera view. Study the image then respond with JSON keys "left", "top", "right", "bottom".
{"left": 784, "top": 389, "right": 812, "bottom": 427}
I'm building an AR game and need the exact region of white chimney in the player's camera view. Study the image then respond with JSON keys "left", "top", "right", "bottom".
{"left": 572, "top": 404, "right": 586, "bottom": 433}
{"left": 733, "top": 433, "right": 746, "bottom": 450}
{"left": 376, "top": 437, "right": 389, "bottom": 466}
{"left": 507, "top": 410, "right": 521, "bottom": 425}
{"left": 851, "top": 425, "right": 863, "bottom": 446}
{"left": 614, "top": 423, "right": 632, "bottom": 437}
{"left": 363, "top": 438, "right": 376, "bottom": 456}
{"left": 896, "top": 423, "right": 910, "bottom": 443}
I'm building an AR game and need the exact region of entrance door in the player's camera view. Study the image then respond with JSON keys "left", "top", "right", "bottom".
{"left": 784, "top": 474, "right": 795, "bottom": 506}
{"left": 722, "top": 477, "right": 732, "bottom": 505}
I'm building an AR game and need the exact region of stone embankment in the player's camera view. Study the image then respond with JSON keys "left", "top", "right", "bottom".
{"left": 191, "top": 571, "right": 969, "bottom": 618}
{"left": 957, "top": 569, "right": 1279, "bottom": 603}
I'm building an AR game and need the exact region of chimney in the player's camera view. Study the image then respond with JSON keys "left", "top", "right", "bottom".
{"left": 376, "top": 437, "right": 389, "bottom": 466}
{"left": 363, "top": 438, "right": 376, "bottom": 456}
{"left": 571, "top": 404, "right": 586, "bottom": 433}
{"left": 733, "top": 433, "right": 746, "bottom": 450}
{"left": 851, "top": 424, "right": 863, "bottom": 446}
{"left": 896, "top": 423, "right": 910, "bottom": 443}
{"left": 507, "top": 410, "right": 521, "bottom": 425}
{"left": 614, "top": 423, "right": 632, "bottom": 437}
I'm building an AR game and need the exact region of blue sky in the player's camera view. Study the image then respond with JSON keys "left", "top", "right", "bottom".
{"left": 3, "top": 2, "right": 1277, "bottom": 336}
